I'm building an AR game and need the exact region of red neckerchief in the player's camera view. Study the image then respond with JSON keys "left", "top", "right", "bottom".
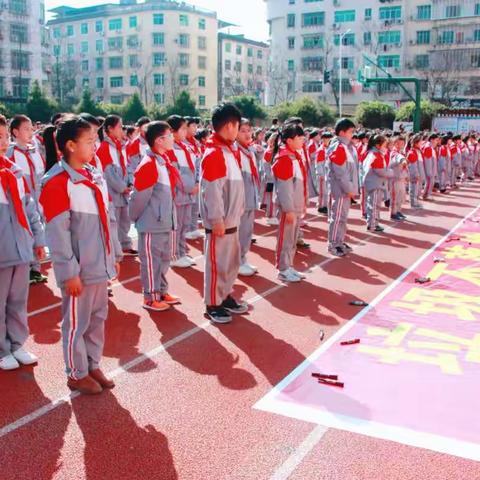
{"left": 0, "top": 156, "right": 32, "bottom": 236}
{"left": 239, "top": 143, "right": 260, "bottom": 187}
{"left": 207, "top": 133, "right": 242, "bottom": 169}
{"left": 286, "top": 146, "right": 308, "bottom": 208}
{"left": 150, "top": 153, "right": 180, "bottom": 199}
{"left": 186, "top": 136, "right": 201, "bottom": 157}
{"left": 76, "top": 168, "right": 111, "bottom": 254}
{"left": 175, "top": 141, "right": 195, "bottom": 174}
{"left": 107, "top": 135, "right": 127, "bottom": 177}
{"left": 12, "top": 145, "right": 36, "bottom": 190}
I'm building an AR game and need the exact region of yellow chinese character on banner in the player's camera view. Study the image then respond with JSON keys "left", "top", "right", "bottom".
{"left": 358, "top": 322, "right": 480, "bottom": 375}
{"left": 428, "top": 263, "right": 480, "bottom": 288}
{"left": 443, "top": 245, "right": 480, "bottom": 262}
{"left": 391, "top": 288, "right": 480, "bottom": 321}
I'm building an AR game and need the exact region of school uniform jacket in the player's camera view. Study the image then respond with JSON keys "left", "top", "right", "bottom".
{"left": 96, "top": 136, "right": 129, "bottom": 208}
{"left": 126, "top": 136, "right": 149, "bottom": 182}
{"left": 168, "top": 141, "right": 197, "bottom": 206}
{"left": 362, "top": 149, "right": 393, "bottom": 191}
{"left": 272, "top": 147, "right": 307, "bottom": 215}
{"left": 437, "top": 145, "right": 450, "bottom": 173}
{"left": 8, "top": 143, "right": 45, "bottom": 200}
{"left": 450, "top": 144, "right": 462, "bottom": 167}
{"left": 129, "top": 150, "right": 178, "bottom": 234}
{"left": 39, "top": 161, "right": 119, "bottom": 287}
{"left": 326, "top": 137, "right": 357, "bottom": 198}
{"left": 238, "top": 143, "right": 260, "bottom": 212}
{"left": 421, "top": 142, "right": 437, "bottom": 178}
{"left": 389, "top": 149, "right": 408, "bottom": 181}
{"left": 0, "top": 156, "right": 45, "bottom": 269}
{"left": 406, "top": 148, "right": 423, "bottom": 180}
{"left": 199, "top": 134, "right": 245, "bottom": 230}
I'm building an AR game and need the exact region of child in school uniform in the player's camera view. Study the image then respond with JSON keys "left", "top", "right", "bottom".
{"left": 166, "top": 115, "right": 198, "bottom": 269}
{"left": 406, "top": 134, "right": 424, "bottom": 209}
{"left": 97, "top": 115, "right": 137, "bottom": 256}
{"left": 262, "top": 132, "right": 279, "bottom": 226}
{"left": 200, "top": 103, "right": 248, "bottom": 324}
{"left": 0, "top": 115, "right": 46, "bottom": 371}
{"left": 421, "top": 134, "right": 440, "bottom": 200}
{"left": 388, "top": 135, "right": 408, "bottom": 221}
{"left": 437, "top": 136, "right": 450, "bottom": 193}
{"left": 39, "top": 115, "right": 121, "bottom": 394}
{"left": 129, "top": 121, "right": 181, "bottom": 312}
{"left": 237, "top": 118, "right": 260, "bottom": 277}
{"left": 126, "top": 116, "right": 151, "bottom": 183}
{"left": 316, "top": 132, "right": 332, "bottom": 215}
{"left": 272, "top": 123, "right": 308, "bottom": 283}
{"left": 8, "top": 114, "right": 48, "bottom": 284}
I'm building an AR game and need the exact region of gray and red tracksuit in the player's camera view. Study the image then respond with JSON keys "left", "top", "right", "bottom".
{"left": 303, "top": 143, "right": 318, "bottom": 201}
{"left": 363, "top": 149, "right": 393, "bottom": 229}
{"left": 40, "top": 161, "right": 121, "bottom": 380}
{"left": 261, "top": 148, "right": 276, "bottom": 218}
{"left": 0, "top": 156, "right": 45, "bottom": 359}
{"left": 199, "top": 134, "right": 245, "bottom": 306}
{"left": 326, "top": 138, "right": 357, "bottom": 250}
{"left": 272, "top": 147, "right": 307, "bottom": 271}
{"left": 450, "top": 144, "right": 462, "bottom": 187}
{"left": 389, "top": 149, "right": 408, "bottom": 216}
{"left": 407, "top": 148, "right": 422, "bottom": 204}
{"left": 129, "top": 151, "right": 178, "bottom": 301}
{"left": 356, "top": 143, "right": 368, "bottom": 216}
{"left": 185, "top": 136, "right": 203, "bottom": 232}
{"left": 97, "top": 136, "right": 132, "bottom": 250}
{"left": 238, "top": 143, "right": 260, "bottom": 265}
{"left": 421, "top": 143, "right": 436, "bottom": 199}
{"left": 315, "top": 143, "right": 328, "bottom": 209}
{"left": 168, "top": 141, "right": 197, "bottom": 259}
{"left": 126, "top": 135, "right": 149, "bottom": 185}
{"left": 437, "top": 145, "right": 450, "bottom": 191}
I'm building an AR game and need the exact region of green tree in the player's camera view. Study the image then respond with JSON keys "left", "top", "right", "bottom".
{"left": 272, "top": 97, "right": 335, "bottom": 127}
{"left": 75, "top": 88, "right": 106, "bottom": 117}
{"left": 395, "top": 99, "right": 442, "bottom": 130}
{"left": 98, "top": 103, "right": 124, "bottom": 116}
{"left": 147, "top": 103, "right": 167, "bottom": 120}
{"left": 0, "top": 103, "right": 9, "bottom": 117}
{"left": 123, "top": 92, "right": 148, "bottom": 123}
{"left": 229, "top": 95, "right": 267, "bottom": 121}
{"left": 355, "top": 101, "right": 396, "bottom": 129}
{"left": 26, "top": 80, "right": 58, "bottom": 123}
{"left": 165, "top": 91, "right": 199, "bottom": 117}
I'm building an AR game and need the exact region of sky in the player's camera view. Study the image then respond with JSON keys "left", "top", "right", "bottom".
{"left": 45, "top": 0, "right": 269, "bottom": 41}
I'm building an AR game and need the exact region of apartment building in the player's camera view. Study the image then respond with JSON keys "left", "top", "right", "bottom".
{"left": 266, "top": 0, "right": 480, "bottom": 109}
{"left": 0, "top": 0, "right": 50, "bottom": 102}
{"left": 217, "top": 32, "right": 270, "bottom": 104}
{"left": 47, "top": 0, "right": 218, "bottom": 109}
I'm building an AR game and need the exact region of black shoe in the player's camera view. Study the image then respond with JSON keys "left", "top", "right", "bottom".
{"left": 368, "top": 225, "right": 385, "bottom": 232}
{"left": 328, "top": 246, "right": 346, "bottom": 257}
{"left": 350, "top": 198, "right": 358, "bottom": 205}
{"left": 251, "top": 238, "right": 257, "bottom": 244}
{"left": 122, "top": 248, "right": 138, "bottom": 256}
{"left": 206, "top": 306, "right": 232, "bottom": 324}
{"left": 108, "top": 287, "right": 114, "bottom": 297}
{"left": 30, "top": 270, "right": 48, "bottom": 284}
{"left": 221, "top": 295, "right": 248, "bottom": 315}
{"left": 296, "top": 240, "right": 311, "bottom": 249}
{"left": 398, "top": 212, "right": 407, "bottom": 219}
{"left": 342, "top": 243, "right": 353, "bottom": 252}
{"left": 440, "top": 189, "right": 447, "bottom": 194}
{"left": 317, "top": 206, "right": 328, "bottom": 215}
{"left": 384, "top": 199, "right": 391, "bottom": 208}
{"left": 390, "top": 213, "right": 403, "bottom": 221}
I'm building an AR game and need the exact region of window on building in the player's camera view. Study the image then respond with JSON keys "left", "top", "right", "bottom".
{"left": 247, "top": 47, "right": 253, "bottom": 57}
{"left": 179, "top": 33, "right": 190, "bottom": 47}
{"left": 198, "top": 56, "right": 207, "bottom": 69}
{"left": 81, "top": 23, "right": 88, "bottom": 35}
{"left": 225, "top": 59, "right": 231, "bottom": 70}
{"left": 256, "top": 65, "right": 262, "bottom": 75}
{"left": 10, "top": 23, "right": 28, "bottom": 43}
{"left": 109, "top": 56, "right": 123, "bottom": 69}
{"left": 95, "top": 57, "right": 104, "bottom": 71}
{"left": 96, "top": 39, "right": 104, "bottom": 53}
{"left": 153, "top": 33, "right": 164, "bottom": 46}
{"left": 53, "top": 27, "right": 61, "bottom": 39}
{"left": 474, "top": 29, "right": 480, "bottom": 42}
{"left": 67, "top": 44, "right": 74, "bottom": 55}
{"left": 81, "top": 60, "right": 89, "bottom": 71}
{"left": 9, "top": 0, "right": 27, "bottom": 15}
{"left": 416, "top": 30, "right": 430, "bottom": 44}
{"left": 12, "top": 77, "right": 29, "bottom": 98}
{"left": 67, "top": 25, "right": 74, "bottom": 37}
{"left": 96, "top": 77, "right": 104, "bottom": 89}
{"left": 110, "top": 76, "right": 123, "bottom": 88}
{"left": 302, "top": 12, "right": 324, "bottom": 26}
{"left": 439, "top": 30, "right": 454, "bottom": 44}
{"left": 153, "top": 13, "right": 164, "bottom": 25}
{"left": 179, "top": 14, "right": 189, "bottom": 26}
{"left": 109, "top": 19, "right": 122, "bottom": 31}
{"left": 198, "top": 36, "right": 207, "bottom": 49}
{"left": 108, "top": 37, "right": 123, "bottom": 50}
{"left": 288, "top": 37, "right": 295, "bottom": 49}
{"left": 379, "top": 6, "right": 402, "bottom": 21}
{"left": 199, "top": 95, "right": 206, "bottom": 106}
{"left": 334, "top": 32, "right": 355, "bottom": 46}
{"left": 248, "top": 64, "right": 253, "bottom": 74}
{"left": 127, "top": 35, "right": 139, "bottom": 48}
{"left": 364, "top": 32, "right": 372, "bottom": 45}
{"left": 154, "top": 93, "right": 165, "bottom": 104}
{"left": 417, "top": 5, "right": 431, "bottom": 20}
{"left": 153, "top": 52, "right": 166, "bottom": 66}
{"left": 236, "top": 45, "right": 242, "bottom": 55}
{"left": 198, "top": 18, "right": 206, "bottom": 30}
{"left": 111, "top": 95, "right": 123, "bottom": 104}
{"left": 471, "top": 52, "right": 480, "bottom": 67}
{"left": 129, "top": 54, "right": 139, "bottom": 68}
{"left": 153, "top": 73, "right": 165, "bottom": 86}
{"left": 334, "top": 10, "right": 355, "bottom": 23}
{"left": 302, "top": 56, "right": 323, "bottom": 71}
{"left": 225, "top": 42, "right": 232, "bottom": 52}
{"left": 377, "top": 55, "right": 400, "bottom": 68}
{"left": 415, "top": 54, "right": 429, "bottom": 69}
{"left": 365, "top": 8, "right": 372, "bottom": 20}
{"left": 179, "top": 74, "right": 189, "bottom": 86}
{"left": 445, "top": 5, "right": 461, "bottom": 18}
{"left": 53, "top": 45, "right": 61, "bottom": 56}
{"left": 95, "top": 21, "right": 103, "bottom": 33}
{"left": 302, "top": 81, "right": 323, "bottom": 93}
{"left": 287, "top": 13, "right": 296, "bottom": 27}
{"left": 303, "top": 34, "right": 323, "bottom": 49}
{"left": 129, "top": 16, "right": 137, "bottom": 28}
{"left": 234, "top": 61, "right": 242, "bottom": 72}
{"left": 378, "top": 31, "right": 401, "bottom": 44}
{"left": 179, "top": 53, "right": 189, "bottom": 67}
{"left": 130, "top": 75, "right": 138, "bottom": 86}
{"left": 198, "top": 76, "right": 206, "bottom": 87}
{"left": 81, "top": 41, "right": 89, "bottom": 53}
{"left": 287, "top": 59, "right": 295, "bottom": 71}
{"left": 475, "top": 3, "right": 480, "bottom": 15}
{"left": 257, "top": 50, "right": 263, "bottom": 59}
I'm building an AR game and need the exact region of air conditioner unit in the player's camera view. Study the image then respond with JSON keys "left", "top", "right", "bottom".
{"left": 384, "top": 20, "right": 390, "bottom": 27}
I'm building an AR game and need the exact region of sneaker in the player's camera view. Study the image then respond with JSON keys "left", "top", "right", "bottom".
{"left": 278, "top": 269, "right": 301, "bottom": 282}
{"left": 384, "top": 199, "right": 391, "bottom": 208}
{"left": 368, "top": 225, "right": 385, "bottom": 232}
{"left": 390, "top": 213, "right": 403, "bottom": 221}
{"left": 317, "top": 206, "right": 328, "bottom": 215}
{"left": 12, "top": 347, "right": 38, "bottom": 365}
{"left": 29, "top": 270, "right": 48, "bottom": 284}
{"left": 67, "top": 375, "right": 103, "bottom": 395}
{"left": 108, "top": 287, "right": 114, "bottom": 297}
{"left": 290, "top": 267, "right": 306, "bottom": 279}
{"left": 161, "top": 293, "right": 181, "bottom": 305}
{"left": 171, "top": 256, "right": 193, "bottom": 268}
{"left": 412, "top": 204, "right": 424, "bottom": 209}
{"left": 251, "top": 238, "right": 257, "bottom": 244}
{"left": 238, "top": 263, "right": 257, "bottom": 277}
{"left": 143, "top": 299, "right": 171, "bottom": 312}
{"left": 185, "top": 255, "right": 197, "bottom": 266}
{"left": 328, "top": 246, "right": 346, "bottom": 257}
{"left": 206, "top": 306, "right": 232, "bottom": 324}
{"left": 266, "top": 217, "right": 279, "bottom": 226}
{"left": 222, "top": 295, "right": 249, "bottom": 314}
{"left": 0, "top": 354, "right": 20, "bottom": 371}
{"left": 342, "top": 242, "right": 353, "bottom": 252}
{"left": 398, "top": 212, "right": 407, "bottom": 219}
{"left": 296, "top": 239, "right": 311, "bottom": 248}
{"left": 122, "top": 248, "right": 138, "bottom": 256}
{"left": 351, "top": 198, "right": 358, "bottom": 205}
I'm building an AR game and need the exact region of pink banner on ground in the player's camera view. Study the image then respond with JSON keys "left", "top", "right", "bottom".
{"left": 255, "top": 208, "right": 480, "bottom": 461}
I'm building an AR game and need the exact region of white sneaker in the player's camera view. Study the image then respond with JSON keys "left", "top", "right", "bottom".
{"left": 0, "top": 354, "right": 20, "bottom": 370}
{"left": 266, "top": 217, "right": 279, "bottom": 226}
{"left": 290, "top": 267, "right": 306, "bottom": 279}
{"left": 278, "top": 269, "right": 301, "bottom": 283}
{"left": 12, "top": 347, "right": 38, "bottom": 365}
{"left": 171, "top": 256, "right": 193, "bottom": 268}
{"left": 238, "top": 263, "right": 256, "bottom": 277}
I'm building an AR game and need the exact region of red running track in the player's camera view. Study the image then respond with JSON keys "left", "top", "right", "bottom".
{"left": 1, "top": 184, "right": 480, "bottom": 480}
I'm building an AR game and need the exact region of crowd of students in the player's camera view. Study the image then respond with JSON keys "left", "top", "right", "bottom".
{"left": 0, "top": 102, "right": 478, "bottom": 395}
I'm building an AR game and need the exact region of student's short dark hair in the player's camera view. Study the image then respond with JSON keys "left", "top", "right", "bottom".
{"left": 56, "top": 115, "right": 93, "bottom": 159}
{"left": 194, "top": 127, "right": 210, "bottom": 141}
{"left": 321, "top": 131, "right": 333, "bottom": 139}
{"left": 211, "top": 102, "right": 241, "bottom": 132}
{"left": 452, "top": 134, "right": 461, "bottom": 141}
{"left": 135, "top": 116, "right": 151, "bottom": 128}
{"left": 184, "top": 116, "right": 199, "bottom": 126}
{"left": 309, "top": 128, "right": 321, "bottom": 139}
{"left": 428, "top": 133, "right": 439, "bottom": 141}
{"left": 335, "top": 118, "right": 356, "bottom": 136}
{"left": 126, "top": 126, "right": 136, "bottom": 136}
{"left": 10, "top": 114, "right": 31, "bottom": 137}
{"left": 79, "top": 112, "right": 102, "bottom": 127}
{"left": 51, "top": 113, "right": 65, "bottom": 125}
{"left": 145, "top": 121, "right": 171, "bottom": 148}
{"left": 0, "top": 115, "right": 7, "bottom": 128}
{"left": 285, "top": 116, "right": 303, "bottom": 126}
{"left": 441, "top": 135, "right": 449, "bottom": 145}
{"left": 103, "top": 114, "right": 122, "bottom": 134}
{"left": 280, "top": 123, "right": 305, "bottom": 142}
{"left": 240, "top": 117, "right": 251, "bottom": 127}
{"left": 166, "top": 114, "right": 186, "bottom": 132}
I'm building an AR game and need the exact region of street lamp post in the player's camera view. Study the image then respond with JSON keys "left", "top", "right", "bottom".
{"left": 338, "top": 28, "right": 351, "bottom": 118}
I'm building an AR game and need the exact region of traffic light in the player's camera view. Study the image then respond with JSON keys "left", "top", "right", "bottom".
{"left": 324, "top": 70, "right": 331, "bottom": 84}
